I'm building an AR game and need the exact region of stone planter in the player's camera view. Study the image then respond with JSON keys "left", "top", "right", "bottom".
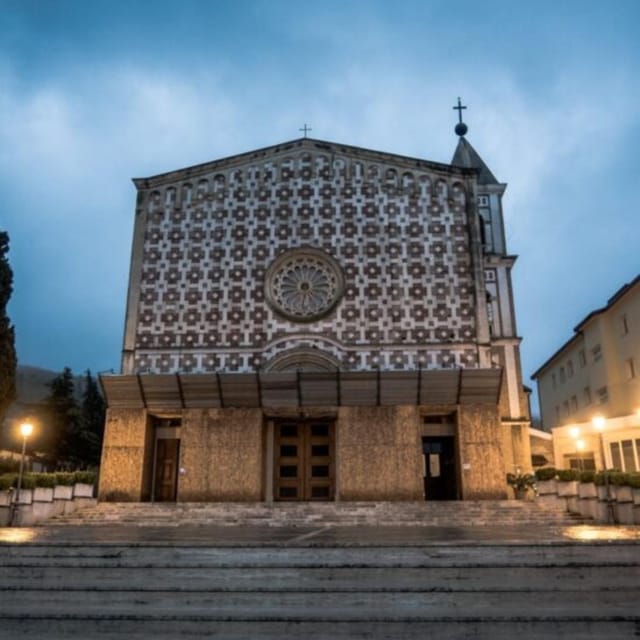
{"left": 73, "top": 483, "right": 94, "bottom": 498}
{"left": 54, "top": 485, "right": 74, "bottom": 500}
{"left": 578, "top": 482, "right": 597, "bottom": 499}
{"left": 536, "top": 479, "right": 557, "bottom": 496}
{"left": 557, "top": 481, "right": 578, "bottom": 497}
{"left": 614, "top": 485, "right": 634, "bottom": 503}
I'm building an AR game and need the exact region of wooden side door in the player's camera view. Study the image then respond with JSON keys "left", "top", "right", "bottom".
{"left": 154, "top": 438, "right": 180, "bottom": 502}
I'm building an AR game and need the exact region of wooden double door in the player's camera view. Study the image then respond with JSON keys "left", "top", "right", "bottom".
{"left": 274, "top": 421, "right": 335, "bottom": 501}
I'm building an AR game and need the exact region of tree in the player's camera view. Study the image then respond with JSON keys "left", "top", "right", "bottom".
{"left": 0, "top": 231, "right": 17, "bottom": 426}
{"left": 44, "top": 367, "right": 80, "bottom": 468}
{"left": 79, "top": 370, "right": 106, "bottom": 467}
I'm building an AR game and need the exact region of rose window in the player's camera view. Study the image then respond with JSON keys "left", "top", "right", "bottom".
{"left": 265, "top": 249, "right": 344, "bottom": 322}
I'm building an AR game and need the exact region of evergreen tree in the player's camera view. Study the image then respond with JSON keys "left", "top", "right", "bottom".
{"left": 79, "top": 370, "right": 106, "bottom": 467}
{"left": 44, "top": 367, "right": 80, "bottom": 468}
{"left": 0, "top": 231, "right": 17, "bottom": 426}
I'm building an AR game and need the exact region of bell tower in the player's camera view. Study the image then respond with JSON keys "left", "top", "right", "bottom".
{"left": 451, "top": 99, "right": 530, "bottom": 453}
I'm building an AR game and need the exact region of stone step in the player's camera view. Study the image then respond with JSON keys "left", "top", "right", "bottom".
{"left": 2, "top": 564, "right": 638, "bottom": 591}
{"left": 2, "top": 588, "right": 639, "bottom": 620}
{"left": 2, "top": 544, "right": 637, "bottom": 566}
{"left": 49, "top": 500, "right": 584, "bottom": 527}
{"left": 1, "top": 541, "right": 637, "bottom": 639}
{"left": 2, "top": 618, "right": 638, "bottom": 640}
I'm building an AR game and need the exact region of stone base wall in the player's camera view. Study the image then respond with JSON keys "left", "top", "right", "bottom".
{"left": 458, "top": 405, "right": 508, "bottom": 500}
{"left": 179, "top": 408, "right": 264, "bottom": 501}
{"left": 98, "top": 408, "right": 149, "bottom": 501}
{"left": 99, "top": 403, "right": 518, "bottom": 502}
{"left": 336, "top": 406, "right": 423, "bottom": 501}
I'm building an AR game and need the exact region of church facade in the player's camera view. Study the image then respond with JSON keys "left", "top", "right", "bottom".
{"left": 99, "top": 123, "right": 531, "bottom": 502}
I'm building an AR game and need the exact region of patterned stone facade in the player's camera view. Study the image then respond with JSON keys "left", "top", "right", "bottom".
{"left": 123, "top": 138, "right": 489, "bottom": 376}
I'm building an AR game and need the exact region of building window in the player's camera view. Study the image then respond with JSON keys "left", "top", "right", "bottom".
{"left": 571, "top": 395, "right": 578, "bottom": 412}
{"left": 620, "top": 314, "right": 629, "bottom": 336}
{"left": 609, "top": 440, "right": 640, "bottom": 472}
{"left": 597, "top": 386, "right": 608, "bottom": 404}
{"left": 592, "top": 344, "right": 602, "bottom": 363}
{"left": 477, "top": 195, "right": 489, "bottom": 207}
{"left": 559, "top": 367, "right": 566, "bottom": 383}
{"left": 552, "top": 373, "right": 557, "bottom": 389}
{"left": 555, "top": 405, "right": 560, "bottom": 422}
{"left": 583, "top": 386, "right": 592, "bottom": 405}
{"left": 565, "top": 453, "right": 596, "bottom": 471}
{"left": 610, "top": 442, "right": 622, "bottom": 470}
{"left": 622, "top": 440, "right": 637, "bottom": 472}
{"left": 578, "top": 350, "right": 586, "bottom": 367}
{"left": 563, "top": 400, "right": 570, "bottom": 416}
{"left": 625, "top": 358, "right": 636, "bottom": 380}
{"left": 567, "top": 360, "right": 574, "bottom": 377}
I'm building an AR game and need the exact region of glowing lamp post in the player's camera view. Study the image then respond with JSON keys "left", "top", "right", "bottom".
{"left": 12, "top": 422, "right": 33, "bottom": 526}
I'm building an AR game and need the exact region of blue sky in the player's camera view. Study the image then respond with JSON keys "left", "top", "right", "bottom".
{"left": 1, "top": 0, "right": 639, "bottom": 415}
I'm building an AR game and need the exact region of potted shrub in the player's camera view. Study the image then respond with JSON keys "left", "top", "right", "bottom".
{"left": 506, "top": 470, "right": 536, "bottom": 500}
{"left": 73, "top": 471, "right": 97, "bottom": 499}
{"left": 534, "top": 468, "right": 557, "bottom": 495}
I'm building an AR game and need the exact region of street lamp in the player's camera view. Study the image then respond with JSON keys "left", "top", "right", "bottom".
{"left": 591, "top": 414, "right": 614, "bottom": 524}
{"left": 11, "top": 422, "right": 33, "bottom": 527}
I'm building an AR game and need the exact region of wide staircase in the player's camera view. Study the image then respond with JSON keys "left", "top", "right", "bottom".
{"left": 0, "top": 532, "right": 638, "bottom": 638}
{"left": 49, "top": 498, "right": 586, "bottom": 527}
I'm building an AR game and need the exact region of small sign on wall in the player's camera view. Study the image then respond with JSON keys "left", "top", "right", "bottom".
{"left": 429, "top": 454, "right": 441, "bottom": 478}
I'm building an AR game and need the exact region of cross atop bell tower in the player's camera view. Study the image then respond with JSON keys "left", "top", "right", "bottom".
{"left": 453, "top": 97, "right": 468, "bottom": 136}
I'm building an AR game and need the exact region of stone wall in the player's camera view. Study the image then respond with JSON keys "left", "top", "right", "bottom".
{"left": 457, "top": 405, "right": 508, "bottom": 499}
{"left": 178, "top": 408, "right": 264, "bottom": 501}
{"left": 336, "top": 406, "right": 423, "bottom": 500}
{"left": 98, "top": 403, "right": 518, "bottom": 502}
{"left": 98, "top": 408, "right": 149, "bottom": 501}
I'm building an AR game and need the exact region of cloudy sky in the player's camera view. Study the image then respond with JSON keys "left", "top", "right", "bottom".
{"left": 1, "top": 0, "right": 638, "bottom": 415}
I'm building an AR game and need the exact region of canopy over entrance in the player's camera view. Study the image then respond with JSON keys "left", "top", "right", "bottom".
{"left": 100, "top": 369, "right": 503, "bottom": 411}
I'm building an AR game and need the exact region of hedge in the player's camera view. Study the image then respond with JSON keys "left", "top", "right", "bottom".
{"left": 0, "top": 471, "right": 98, "bottom": 490}
{"left": 556, "top": 469, "right": 580, "bottom": 482}
{"left": 535, "top": 467, "right": 557, "bottom": 481}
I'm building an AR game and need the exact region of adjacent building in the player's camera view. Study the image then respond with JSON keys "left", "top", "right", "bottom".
{"left": 99, "top": 114, "right": 531, "bottom": 503}
{"left": 532, "top": 276, "right": 640, "bottom": 471}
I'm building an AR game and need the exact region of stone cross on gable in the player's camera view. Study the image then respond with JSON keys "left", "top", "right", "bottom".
{"left": 299, "top": 124, "right": 312, "bottom": 138}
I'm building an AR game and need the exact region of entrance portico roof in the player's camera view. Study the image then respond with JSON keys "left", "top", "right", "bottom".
{"left": 100, "top": 369, "right": 503, "bottom": 411}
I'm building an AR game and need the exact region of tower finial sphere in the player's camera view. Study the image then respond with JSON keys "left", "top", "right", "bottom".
{"left": 455, "top": 122, "right": 468, "bottom": 136}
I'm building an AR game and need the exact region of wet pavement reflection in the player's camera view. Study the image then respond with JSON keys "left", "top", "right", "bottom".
{"left": 0, "top": 523, "right": 638, "bottom": 546}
